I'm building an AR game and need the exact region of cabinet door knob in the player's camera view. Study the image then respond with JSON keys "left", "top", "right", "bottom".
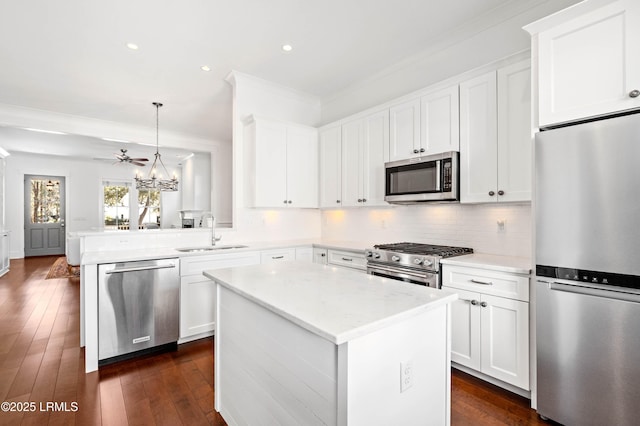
{"left": 336, "top": 200, "right": 341, "bottom": 204}
{"left": 283, "top": 200, "right": 288, "bottom": 204}
{"left": 357, "top": 199, "right": 362, "bottom": 202}
{"left": 288, "top": 200, "right": 292, "bottom": 204}
{"left": 420, "top": 148, "right": 425, "bottom": 153}
{"left": 362, "top": 198, "right": 367, "bottom": 202}
{"left": 629, "top": 89, "right": 640, "bottom": 98}
{"left": 470, "top": 300, "right": 478, "bottom": 305}
{"left": 480, "top": 301, "right": 488, "bottom": 308}
{"left": 488, "top": 191, "right": 495, "bottom": 196}
{"left": 497, "top": 190, "right": 504, "bottom": 196}
{"left": 413, "top": 149, "right": 419, "bottom": 154}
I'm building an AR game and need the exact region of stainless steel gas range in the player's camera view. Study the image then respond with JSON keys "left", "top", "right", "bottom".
{"left": 365, "top": 242, "right": 473, "bottom": 288}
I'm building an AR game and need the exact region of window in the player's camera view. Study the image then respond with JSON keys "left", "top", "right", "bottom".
{"left": 102, "top": 181, "right": 131, "bottom": 230}
{"left": 138, "top": 190, "right": 161, "bottom": 229}
{"left": 30, "top": 179, "right": 61, "bottom": 224}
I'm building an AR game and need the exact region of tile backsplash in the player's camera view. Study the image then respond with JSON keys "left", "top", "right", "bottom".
{"left": 321, "top": 203, "right": 532, "bottom": 258}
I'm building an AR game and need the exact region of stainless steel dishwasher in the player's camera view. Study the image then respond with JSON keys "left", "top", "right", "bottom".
{"left": 98, "top": 258, "right": 179, "bottom": 364}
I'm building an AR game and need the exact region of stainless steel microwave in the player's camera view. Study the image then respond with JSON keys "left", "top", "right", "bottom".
{"left": 384, "top": 151, "right": 459, "bottom": 204}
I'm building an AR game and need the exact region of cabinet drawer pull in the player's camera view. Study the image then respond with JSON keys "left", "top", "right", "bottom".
{"left": 272, "top": 256, "right": 284, "bottom": 259}
{"left": 470, "top": 278, "right": 493, "bottom": 285}
{"left": 341, "top": 257, "right": 353, "bottom": 262}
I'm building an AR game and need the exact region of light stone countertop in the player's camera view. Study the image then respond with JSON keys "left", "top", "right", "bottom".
{"left": 204, "top": 261, "right": 458, "bottom": 345}
{"left": 440, "top": 253, "right": 532, "bottom": 275}
{"left": 80, "top": 239, "right": 370, "bottom": 265}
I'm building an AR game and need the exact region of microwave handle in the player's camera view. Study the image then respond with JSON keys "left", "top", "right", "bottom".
{"left": 436, "top": 160, "right": 441, "bottom": 191}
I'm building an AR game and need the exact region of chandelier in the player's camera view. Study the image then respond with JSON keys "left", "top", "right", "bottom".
{"left": 135, "top": 102, "right": 179, "bottom": 192}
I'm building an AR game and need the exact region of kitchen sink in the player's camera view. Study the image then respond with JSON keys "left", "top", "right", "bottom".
{"left": 176, "top": 245, "right": 248, "bottom": 252}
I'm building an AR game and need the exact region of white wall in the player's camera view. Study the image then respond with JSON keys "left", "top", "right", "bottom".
{"left": 320, "top": 0, "right": 581, "bottom": 125}
{"left": 322, "top": 204, "right": 531, "bottom": 258}
{"left": 5, "top": 152, "right": 185, "bottom": 258}
{"left": 225, "top": 72, "right": 323, "bottom": 243}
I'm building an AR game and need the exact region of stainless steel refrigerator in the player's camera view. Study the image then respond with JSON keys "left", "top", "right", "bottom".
{"left": 535, "top": 111, "right": 640, "bottom": 425}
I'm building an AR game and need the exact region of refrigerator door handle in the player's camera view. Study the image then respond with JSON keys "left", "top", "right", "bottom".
{"left": 549, "top": 281, "right": 640, "bottom": 304}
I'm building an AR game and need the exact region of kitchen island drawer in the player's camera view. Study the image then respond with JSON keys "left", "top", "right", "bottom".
{"left": 442, "top": 265, "right": 529, "bottom": 302}
{"left": 328, "top": 249, "right": 366, "bottom": 271}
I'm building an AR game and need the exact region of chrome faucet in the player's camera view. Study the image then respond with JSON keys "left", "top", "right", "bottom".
{"left": 201, "top": 213, "right": 222, "bottom": 246}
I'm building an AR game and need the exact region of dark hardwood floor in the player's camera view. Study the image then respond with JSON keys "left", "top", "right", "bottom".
{"left": 0, "top": 256, "right": 548, "bottom": 425}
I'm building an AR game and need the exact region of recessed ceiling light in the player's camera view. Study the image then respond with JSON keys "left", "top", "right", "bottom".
{"left": 23, "top": 127, "right": 67, "bottom": 135}
{"left": 201, "top": 65, "right": 211, "bottom": 72}
{"left": 126, "top": 43, "right": 139, "bottom": 50}
{"left": 281, "top": 44, "right": 293, "bottom": 52}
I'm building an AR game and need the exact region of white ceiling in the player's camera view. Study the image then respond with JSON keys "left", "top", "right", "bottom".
{"left": 1, "top": 0, "right": 539, "bottom": 150}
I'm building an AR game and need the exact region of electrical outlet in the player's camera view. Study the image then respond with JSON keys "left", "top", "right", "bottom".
{"left": 400, "top": 359, "right": 414, "bottom": 393}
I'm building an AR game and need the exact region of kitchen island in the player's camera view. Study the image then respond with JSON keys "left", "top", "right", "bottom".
{"left": 204, "top": 262, "right": 457, "bottom": 426}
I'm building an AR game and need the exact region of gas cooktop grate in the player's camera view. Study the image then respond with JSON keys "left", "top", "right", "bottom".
{"left": 373, "top": 242, "right": 473, "bottom": 257}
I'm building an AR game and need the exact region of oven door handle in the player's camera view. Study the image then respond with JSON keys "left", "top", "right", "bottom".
{"left": 367, "top": 264, "right": 435, "bottom": 284}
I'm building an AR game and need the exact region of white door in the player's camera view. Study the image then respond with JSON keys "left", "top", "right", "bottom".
{"left": 497, "top": 60, "right": 532, "bottom": 203}
{"left": 362, "top": 110, "right": 389, "bottom": 206}
{"left": 480, "top": 294, "right": 529, "bottom": 389}
{"left": 319, "top": 126, "right": 342, "bottom": 208}
{"left": 24, "top": 175, "right": 66, "bottom": 257}
{"left": 286, "top": 126, "right": 318, "bottom": 208}
{"left": 460, "top": 72, "right": 498, "bottom": 203}
{"left": 253, "top": 120, "right": 287, "bottom": 207}
{"left": 447, "top": 287, "right": 481, "bottom": 370}
{"left": 341, "top": 119, "right": 363, "bottom": 207}
{"left": 389, "top": 99, "right": 420, "bottom": 161}
{"left": 421, "top": 85, "right": 460, "bottom": 154}
{"left": 537, "top": 1, "right": 640, "bottom": 126}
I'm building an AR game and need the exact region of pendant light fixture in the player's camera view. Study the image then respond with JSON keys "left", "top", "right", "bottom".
{"left": 135, "top": 102, "right": 179, "bottom": 192}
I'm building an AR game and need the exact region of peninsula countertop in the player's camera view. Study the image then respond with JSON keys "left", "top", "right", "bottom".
{"left": 204, "top": 261, "right": 458, "bottom": 345}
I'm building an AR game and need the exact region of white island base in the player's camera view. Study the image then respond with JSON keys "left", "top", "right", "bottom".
{"left": 206, "top": 263, "right": 455, "bottom": 426}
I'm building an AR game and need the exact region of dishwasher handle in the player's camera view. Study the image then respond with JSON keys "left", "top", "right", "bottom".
{"left": 106, "top": 263, "right": 177, "bottom": 274}
{"left": 547, "top": 281, "right": 640, "bottom": 304}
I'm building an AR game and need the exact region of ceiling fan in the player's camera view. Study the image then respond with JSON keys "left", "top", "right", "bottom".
{"left": 114, "top": 149, "right": 148, "bottom": 166}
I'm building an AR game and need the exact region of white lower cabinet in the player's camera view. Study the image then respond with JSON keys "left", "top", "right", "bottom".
{"left": 313, "top": 247, "right": 328, "bottom": 264}
{"left": 260, "top": 247, "right": 296, "bottom": 263}
{"left": 442, "top": 264, "right": 530, "bottom": 390}
{"left": 327, "top": 249, "right": 366, "bottom": 271}
{"left": 294, "top": 246, "right": 313, "bottom": 262}
{"left": 180, "top": 251, "right": 261, "bottom": 341}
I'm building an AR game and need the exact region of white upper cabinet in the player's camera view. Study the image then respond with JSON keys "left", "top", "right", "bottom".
{"left": 320, "top": 110, "right": 389, "bottom": 208}
{"left": 532, "top": 0, "right": 640, "bottom": 126}
{"left": 341, "top": 110, "right": 389, "bottom": 207}
{"left": 496, "top": 60, "right": 532, "bottom": 203}
{"left": 460, "top": 72, "right": 498, "bottom": 203}
{"left": 460, "top": 60, "right": 532, "bottom": 203}
{"left": 389, "top": 85, "right": 460, "bottom": 162}
{"left": 421, "top": 85, "right": 460, "bottom": 154}
{"left": 244, "top": 117, "right": 318, "bottom": 208}
{"left": 389, "top": 98, "right": 421, "bottom": 161}
{"left": 319, "top": 125, "right": 342, "bottom": 208}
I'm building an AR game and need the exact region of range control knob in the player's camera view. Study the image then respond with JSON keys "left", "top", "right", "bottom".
{"left": 423, "top": 259, "right": 434, "bottom": 267}
{"left": 365, "top": 251, "right": 373, "bottom": 258}
{"left": 374, "top": 253, "right": 381, "bottom": 259}
{"left": 391, "top": 255, "right": 401, "bottom": 262}
{"left": 413, "top": 258, "right": 423, "bottom": 266}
